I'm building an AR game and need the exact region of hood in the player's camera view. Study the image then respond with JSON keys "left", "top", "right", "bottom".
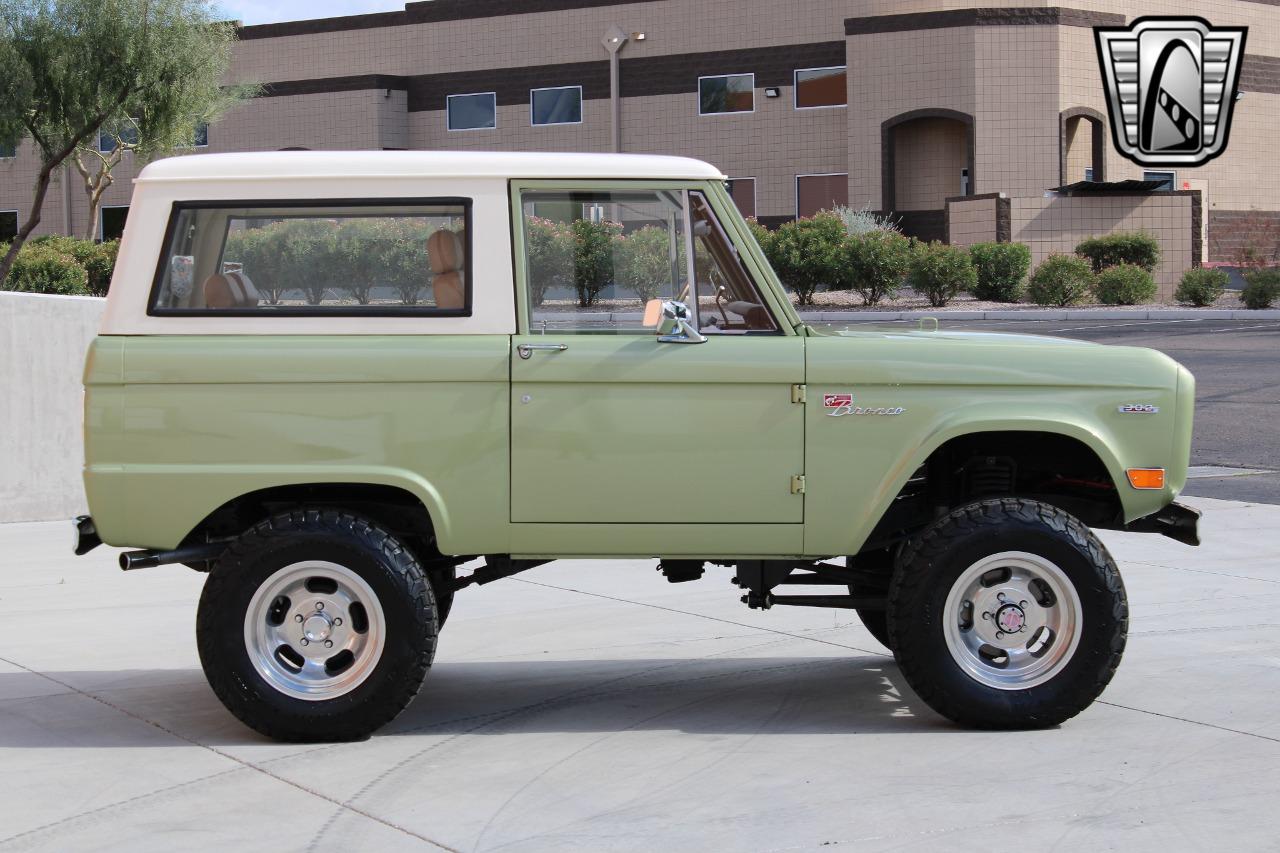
{"left": 825, "top": 326, "right": 1099, "bottom": 348}
{"left": 806, "top": 324, "right": 1180, "bottom": 391}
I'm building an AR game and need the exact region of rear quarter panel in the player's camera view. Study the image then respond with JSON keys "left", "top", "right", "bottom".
{"left": 84, "top": 335, "right": 511, "bottom": 553}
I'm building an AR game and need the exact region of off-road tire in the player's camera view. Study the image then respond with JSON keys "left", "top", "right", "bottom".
{"left": 887, "top": 498, "right": 1127, "bottom": 729}
{"left": 197, "top": 509, "right": 437, "bottom": 742}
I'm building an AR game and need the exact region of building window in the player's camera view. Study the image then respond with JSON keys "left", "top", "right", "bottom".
{"left": 1084, "top": 167, "right": 1095, "bottom": 182}
{"left": 447, "top": 92, "right": 497, "bottom": 131}
{"left": 699, "top": 74, "right": 754, "bottom": 115}
{"left": 794, "top": 66, "right": 846, "bottom": 109}
{"left": 98, "top": 120, "right": 140, "bottom": 153}
{"left": 193, "top": 122, "right": 209, "bottom": 147}
{"left": 100, "top": 206, "right": 130, "bottom": 242}
{"left": 531, "top": 86, "right": 583, "bottom": 126}
{"left": 796, "top": 173, "right": 848, "bottom": 218}
{"left": 0, "top": 141, "right": 15, "bottom": 159}
{"left": 727, "top": 178, "right": 757, "bottom": 219}
{"left": 1143, "top": 170, "right": 1175, "bottom": 191}
{"left": 0, "top": 211, "right": 18, "bottom": 243}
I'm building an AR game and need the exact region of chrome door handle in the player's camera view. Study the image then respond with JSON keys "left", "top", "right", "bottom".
{"left": 517, "top": 343, "right": 569, "bottom": 360}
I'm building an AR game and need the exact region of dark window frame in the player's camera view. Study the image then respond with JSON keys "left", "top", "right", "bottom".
{"left": 698, "top": 73, "right": 755, "bottom": 116}
{"left": 793, "top": 65, "right": 847, "bottom": 110}
{"left": 1143, "top": 170, "right": 1177, "bottom": 191}
{"left": 446, "top": 91, "right": 497, "bottom": 131}
{"left": 0, "top": 210, "right": 18, "bottom": 243}
{"left": 530, "top": 85, "right": 584, "bottom": 127}
{"left": 146, "top": 197, "right": 474, "bottom": 318}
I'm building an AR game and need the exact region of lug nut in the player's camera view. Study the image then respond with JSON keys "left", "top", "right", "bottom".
{"left": 294, "top": 614, "right": 304, "bottom": 623}
{"left": 324, "top": 640, "right": 333, "bottom": 648}
{"left": 316, "top": 602, "right": 324, "bottom": 611}
{"left": 300, "top": 638, "right": 309, "bottom": 646}
{"left": 996, "top": 631, "right": 1005, "bottom": 639}
{"left": 333, "top": 617, "right": 343, "bottom": 627}
{"left": 1020, "top": 600, "right": 1029, "bottom": 608}
{"left": 982, "top": 611, "right": 992, "bottom": 620}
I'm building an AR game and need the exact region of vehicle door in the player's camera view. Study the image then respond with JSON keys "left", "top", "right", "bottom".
{"left": 508, "top": 182, "right": 805, "bottom": 528}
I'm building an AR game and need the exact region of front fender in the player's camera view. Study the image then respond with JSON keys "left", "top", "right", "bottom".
{"left": 802, "top": 396, "right": 1179, "bottom": 557}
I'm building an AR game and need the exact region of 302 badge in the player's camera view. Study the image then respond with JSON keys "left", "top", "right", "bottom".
{"left": 822, "top": 393, "right": 906, "bottom": 418}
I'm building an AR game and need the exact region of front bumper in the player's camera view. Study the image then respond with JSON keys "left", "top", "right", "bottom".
{"left": 1124, "top": 501, "right": 1201, "bottom": 546}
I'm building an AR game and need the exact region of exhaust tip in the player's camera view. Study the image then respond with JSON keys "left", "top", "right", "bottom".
{"left": 119, "top": 551, "right": 159, "bottom": 571}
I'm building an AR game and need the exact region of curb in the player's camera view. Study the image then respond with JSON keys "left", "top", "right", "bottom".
{"left": 797, "top": 309, "right": 1280, "bottom": 322}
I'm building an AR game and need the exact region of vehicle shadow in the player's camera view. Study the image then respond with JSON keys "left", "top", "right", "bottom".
{"left": 0, "top": 655, "right": 951, "bottom": 748}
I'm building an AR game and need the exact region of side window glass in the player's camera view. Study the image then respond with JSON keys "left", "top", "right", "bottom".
{"left": 521, "top": 189, "right": 691, "bottom": 333}
{"left": 519, "top": 189, "right": 780, "bottom": 334}
{"left": 689, "top": 192, "right": 780, "bottom": 333}
{"left": 150, "top": 201, "right": 469, "bottom": 314}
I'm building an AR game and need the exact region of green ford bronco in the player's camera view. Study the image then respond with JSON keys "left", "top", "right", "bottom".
{"left": 75, "top": 151, "right": 1198, "bottom": 742}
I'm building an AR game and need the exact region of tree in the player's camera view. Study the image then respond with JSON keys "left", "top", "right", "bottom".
{"left": 0, "top": 0, "right": 255, "bottom": 282}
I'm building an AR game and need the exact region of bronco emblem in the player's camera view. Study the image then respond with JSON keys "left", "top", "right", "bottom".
{"left": 824, "top": 393, "right": 905, "bottom": 418}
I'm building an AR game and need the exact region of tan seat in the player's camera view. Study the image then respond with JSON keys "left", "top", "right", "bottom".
{"left": 203, "top": 271, "right": 262, "bottom": 309}
{"left": 427, "top": 229, "right": 466, "bottom": 310}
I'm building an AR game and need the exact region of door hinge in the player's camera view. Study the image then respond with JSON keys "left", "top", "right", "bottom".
{"left": 791, "top": 475, "right": 806, "bottom": 495}
{"left": 791, "top": 384, "right": 807, "bottom": 404}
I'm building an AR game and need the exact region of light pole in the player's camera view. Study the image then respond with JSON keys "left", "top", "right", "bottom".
{"left": 602, "top": 25, "right": 628, "bottom": 152}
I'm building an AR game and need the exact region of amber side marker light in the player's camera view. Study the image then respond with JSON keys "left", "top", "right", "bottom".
{"left": 1126, "top": 468, "right": 1166, "bottom": 490}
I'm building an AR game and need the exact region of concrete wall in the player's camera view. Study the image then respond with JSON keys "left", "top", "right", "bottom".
{"left": 1009, "top": 193, "right": 1195, "bottom": 300}
{"left": 947, "top": 195, "right": 1000, "bottom": 247}
{"left": 0, "top": 293, "right": 104, "bottom": 522}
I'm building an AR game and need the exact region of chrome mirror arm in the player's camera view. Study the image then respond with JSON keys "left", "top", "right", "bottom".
{"left": 658, "top": 316, "right": 707, "bottom": 344}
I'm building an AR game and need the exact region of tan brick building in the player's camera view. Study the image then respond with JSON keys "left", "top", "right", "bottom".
{"left": 1, "top": 0, "right": 1276, "bottom": 267}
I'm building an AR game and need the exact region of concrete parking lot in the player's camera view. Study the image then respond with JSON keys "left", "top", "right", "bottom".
{"left": 2, "top": 493, "right": 1278, "bottom": 852}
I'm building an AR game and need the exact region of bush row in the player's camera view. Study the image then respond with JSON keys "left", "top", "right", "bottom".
{"left": 753, "top": 218, "right": 1278, "bottom": 308}
{"left": 0, "top": 235, "right": 119, "bottom": 296}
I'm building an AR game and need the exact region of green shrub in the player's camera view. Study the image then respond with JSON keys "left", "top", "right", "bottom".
{"left": 767, "top": 211, "right": 850, "bottom": 305}
{"left": 615, "top": 225, "right": 672, "bottom": 304}
{"left": 522, "top": 217, "right": 572, "bottom": 307}
{"left": 4, "top": 245, "right": 89, "bottom": 294}
{"left": 841, "top": 230, "right": 912, "bottom": 306}
{"left": 1174, "top": 268, "right": 1228, "bottom": 307}
{"left": 1241, "top": 269, "right": 1280, "bottom": 310}
{"left": 1076, "top": 231, "right": 1160, "bottom": 273}
{"left": 745, "top": 217, "right": 774, "bottom": 256}
{"left": 569, "top": 218, "right": 622, "bottom": 307}
{"left": 79, "top": 240, "right": 119, "bottom": 296}
{"left": 1027, "top": 254, "right": 1095, "bottom": 306}
{"left": 908, "top": 241, "right": 977, "bottom": 308}
{"left": 17, "top": 235, "right": 120, "bottom": 296}
{"left": 1093, "top": 263, "right": 1157, "bottom": 305}
{"left": 968, "top": 242, "right": 1031, "bottom": 302}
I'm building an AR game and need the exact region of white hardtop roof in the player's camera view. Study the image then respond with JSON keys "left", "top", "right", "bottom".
{"left": 136, "top": 150, "right": 726, "bottom": 184}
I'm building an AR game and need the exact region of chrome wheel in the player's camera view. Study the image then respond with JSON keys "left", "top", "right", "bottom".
{"left": 243, "top": 560, "right": 386, "bottom": 701}
{"left": 942, "top": 551, "right": 1082, "bottom": 690}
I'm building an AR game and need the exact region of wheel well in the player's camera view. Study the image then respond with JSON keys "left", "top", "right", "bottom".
{"left": 183, "top": 483, "right": 440, "bottom": 557}
{"left": 865, "top": 431, "right": 1122, "bottom": 550}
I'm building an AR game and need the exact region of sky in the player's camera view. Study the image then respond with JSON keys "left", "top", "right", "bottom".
{"left": 216, "top": 1, "right": 406, "bottom": 25}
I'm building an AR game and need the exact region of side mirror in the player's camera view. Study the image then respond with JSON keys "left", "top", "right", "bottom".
{"left": 643, "top": 299, "right": 707, "bottom": 344}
